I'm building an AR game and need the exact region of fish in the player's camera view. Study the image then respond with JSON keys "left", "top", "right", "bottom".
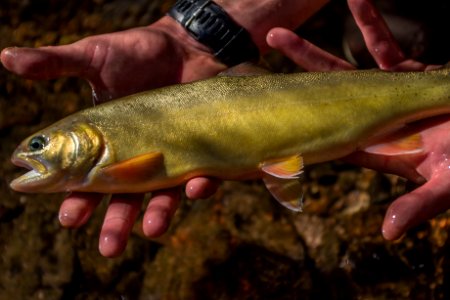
{"left": 10, "top": 68, "right": 450, "bottom": 211}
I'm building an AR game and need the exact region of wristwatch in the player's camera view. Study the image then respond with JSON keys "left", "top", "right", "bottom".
{"left": 167, "top": 0, "right": 260, "bottom": 66}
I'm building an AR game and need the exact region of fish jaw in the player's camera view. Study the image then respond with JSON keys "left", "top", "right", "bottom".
{"left": 10, "top": 148, "right": 61, "bottom": 193}
{"left": 10, "top": 169, "right": 49, "bottom": 193}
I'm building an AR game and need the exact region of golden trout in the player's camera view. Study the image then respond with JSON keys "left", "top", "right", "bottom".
{"left": 10, "top": 69, "right": 450, "bottom": 211}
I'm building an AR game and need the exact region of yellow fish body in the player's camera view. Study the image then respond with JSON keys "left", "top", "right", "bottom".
{"left": 10, "top": 69, "right": 450, "bottom": 211}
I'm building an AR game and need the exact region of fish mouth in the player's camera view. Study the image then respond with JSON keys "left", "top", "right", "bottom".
{"left": 10, "top": 155, "right": 49, "bottom": 192}
{"left": 12, "top": 155, "right": 34, "bottom": 170}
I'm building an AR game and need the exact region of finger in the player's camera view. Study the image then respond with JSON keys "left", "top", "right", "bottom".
{"left": 347, "top": 0, "right": 405, "bottom": 69}
{"left": 59, "top": 192, "right": 102, "bottom": 228}
{"left": 385, "top": 59, "right": 436, "bottom": 72}
{"left": 1, "top": 42, "right": 92, "bottom": 80}
{"left": 185, "top": 177, "right": 221, "bottom": 199}
{"left": 343, "top": 152, "right": 426, "bottom": 184}
{"left": 142, "top": 189, "right": 180, "bottom": 238}
{"left": 99, "top": 193, "right": 143, "bottom": 258}
{"left": 266, "top": 27, "right": 355, "bottom": 71}
{"left": 382, "top": 175, "right": 450, "bottom": 240}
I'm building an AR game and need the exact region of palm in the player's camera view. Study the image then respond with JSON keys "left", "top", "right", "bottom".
{"left": 76, "top": 26, "right": 222, "bottom": 101}
{"left": 73, "top": 27, "right": 184, "bottom": 101}
{"left": 378, "top": 117, "right": 450, "bottom": 239}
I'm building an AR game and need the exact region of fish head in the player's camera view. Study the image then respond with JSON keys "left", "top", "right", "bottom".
{"left": 10, "top": 121, "right": 103, "bottom": 193}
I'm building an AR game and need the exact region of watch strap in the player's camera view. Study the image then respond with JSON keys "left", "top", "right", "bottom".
{"left": 168, "top": 0, "right": 260, "bottom": 66}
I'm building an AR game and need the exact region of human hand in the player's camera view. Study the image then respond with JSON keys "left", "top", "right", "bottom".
{"left": 1, "top": 16, "right": 224, "bottom": 257}
{"left": 267, "top": 0, "right": 449, "bottom": 240}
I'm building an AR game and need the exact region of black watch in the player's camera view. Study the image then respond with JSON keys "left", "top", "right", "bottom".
{"left": 167, "top": 0, "right": 260, "bottom": 66}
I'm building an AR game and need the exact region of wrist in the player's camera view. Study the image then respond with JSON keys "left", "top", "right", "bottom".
{"left": 150, "top": 16, "right": 213, "bottom": 55}
{"left": 216, "top": 0, "right": 329, "bottom": 53}
{"left": 167, "top": 0, "right": 260, "bottom": 66}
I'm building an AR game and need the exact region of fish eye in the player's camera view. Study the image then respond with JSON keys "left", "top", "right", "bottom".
{"left": 28, "top": 136, "right": 47, "bottom": 151}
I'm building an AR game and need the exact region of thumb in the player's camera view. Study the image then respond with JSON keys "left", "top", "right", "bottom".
{"left": 1, "top": 42, "right": 91, "bottom": 80}
{"left": 382, "top": 174, "right": 450, "bottom": 240}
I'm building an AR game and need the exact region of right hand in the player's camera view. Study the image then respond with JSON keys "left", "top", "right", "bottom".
{"left": 267, "top": 0, "right": 448, "bottom": 241}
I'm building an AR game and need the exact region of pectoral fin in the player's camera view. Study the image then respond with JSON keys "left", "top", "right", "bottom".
{"left": 364, "top": 133, "right": 423, "bottom": 156}
{"left": 99, "top": 152, "right": 163, "bottom": 181}
{"left": 261, "top": 154, "right": 304, "bottom": 212}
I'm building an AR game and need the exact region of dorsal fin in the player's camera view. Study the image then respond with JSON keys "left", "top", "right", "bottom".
{"left": 218, "top": 62, "right": 271, "bottom": 77}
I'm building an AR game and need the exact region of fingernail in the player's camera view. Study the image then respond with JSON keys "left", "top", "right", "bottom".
{"left": 100, "top": 233, "right": 120, "bottom": 247}
{"left": 186, "top": 183, "right": 197, "bottom": 198}
{"left": 58, "top": 210, "right": 75, "bottom": 225}
{"left": 99, "top": 233, "right": 123, "bottom": 258}
{"left": 59, "top": 204, "right": 92, "bottom": 227}
{"left": 145, "top": 211, "right": 169, "bottom": 237}
{"left": 2, "top": 47, "right": 18, "bottom": 58}
{"left": 59, "top": 208, "right": 82, "bottom": 227}
{"left": 382, "top": 211, "right": 406, "bottom": 240}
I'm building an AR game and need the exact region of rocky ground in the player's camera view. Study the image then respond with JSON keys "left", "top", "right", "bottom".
{"left": 0, "top": 0, "right": 449, "bottom": 299}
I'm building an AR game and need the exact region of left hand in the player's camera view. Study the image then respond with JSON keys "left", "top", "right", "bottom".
{"left": 267, "top": 0, "right": 449, "bottom": 240}
{"left": 1, "top": 16, "right": 224, "bottom": 257}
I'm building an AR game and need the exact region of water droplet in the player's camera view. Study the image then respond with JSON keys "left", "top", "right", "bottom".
{"left": 390, "top": 214, "right": 397, "bottom": 224}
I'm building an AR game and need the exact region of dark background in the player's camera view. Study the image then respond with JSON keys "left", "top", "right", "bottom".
{"left": 0, "top": 0, "right": 449, "bottom": 299}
